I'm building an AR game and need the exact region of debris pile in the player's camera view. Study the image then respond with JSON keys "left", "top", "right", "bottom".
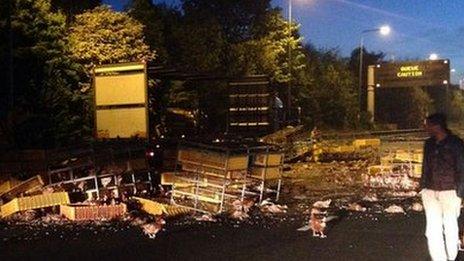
{"left": 260, "top": 198, "right": 288, "bottom": 214}
{"left": 384, "top": 205, "right": 405, "bottom": 214}
{"left": 363, "top": 173, "right": 419, "bottom": 191}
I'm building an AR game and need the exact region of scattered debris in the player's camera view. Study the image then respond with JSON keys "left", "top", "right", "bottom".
{"left": 364, "top": 173, "right": 419, "bottom": 191}
{"left": 195, "top": 214, "right": 217, "bottom": 222}
{"left": 362, "top": 194, "right": 378, "bottom": 202}
{"left": 297, "top": 225, "right": 311, "bottom": 231}
{"left": 130, "top": 217, "right": 146, "bottom": 226}
{"left": 384, "top": 205, "right": 405, "bottom": 214}
{"left": 142, "top": 217, "right": 165, "bottom": 239}
{"left": 345, "top": 203, "right": 366, "bottom": 212}
{"left": 411, "top": 202, "right": 423, "bottom": 212}
{"left": 385, "top": 191, "right": 417, "bottom": 198}
{"left": 313, "top": 199, "right": 331, "bottom": 208}
{"left": 260, "top": 199, "right": 288, "bottom": 213}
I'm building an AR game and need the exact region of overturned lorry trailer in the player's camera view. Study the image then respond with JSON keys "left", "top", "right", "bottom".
{"left": 92, "top": 62, "right": 287, "bottom": 174}
{"left": 93, "top": 62, "right": 281, "bottom": 141}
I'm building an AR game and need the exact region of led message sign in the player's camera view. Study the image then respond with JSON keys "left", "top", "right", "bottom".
{"left": 374, "top": 59, "right": 450, "bottom": 88}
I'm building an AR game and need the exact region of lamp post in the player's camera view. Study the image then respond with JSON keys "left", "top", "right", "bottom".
{"left": 287, "top": 0, "right": 293, "bottom": 122}
{"left": 358, "top": 25, "right": 390, "bottom": 112}
{"left": 429, "top": 53, "right": 438, "bottom": 60}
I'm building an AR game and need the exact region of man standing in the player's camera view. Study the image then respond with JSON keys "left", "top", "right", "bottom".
{"left": 421, "top": 113, "right": 464, "bottom": 261}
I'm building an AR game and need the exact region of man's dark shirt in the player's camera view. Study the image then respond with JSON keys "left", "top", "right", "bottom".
{"left": 420, "top": 133, "right": 464, "bottom": 197}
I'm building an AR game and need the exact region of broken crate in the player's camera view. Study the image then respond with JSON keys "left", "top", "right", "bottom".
{"left": 60, "top": 203, "right": 127, "bottom": 221}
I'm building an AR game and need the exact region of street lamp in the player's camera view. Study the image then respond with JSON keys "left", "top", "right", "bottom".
{"left": 358, "top": 25, "right": 390, "bottom": 112}
{"left": 287, "top": 0, "right": 293, "bottom": 122}
{"left": 429, "top": 53, "right": 438, "bottom": 60}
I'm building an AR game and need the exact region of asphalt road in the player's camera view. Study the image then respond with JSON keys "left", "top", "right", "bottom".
{"left": 3, "top": 211, "right": 462, "bottom": 261}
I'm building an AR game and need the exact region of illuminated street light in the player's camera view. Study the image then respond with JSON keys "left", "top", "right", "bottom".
{"left": 379, "top": 25, "right": 391, "bottom": 36}
{"left": 358, "top": 25, "right": 391, "bottom": 112}
{"left": 287, "top": 0, "right": 307, "bottom": 122}
{"left": 429, "top": 53, "right": 438, "bottom": 60}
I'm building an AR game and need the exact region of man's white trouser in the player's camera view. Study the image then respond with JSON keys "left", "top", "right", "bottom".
{"left": 421, "top": 189, "right": 462, "bottom": 261}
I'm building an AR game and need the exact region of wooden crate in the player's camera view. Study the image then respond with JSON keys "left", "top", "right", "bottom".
{"left": 181, "top": 163, "right": 247, "bottom": 179}
{"left": 171, "top": 187, "right": 222, "bottom": 204}
{"left": 367, "top": 165, "right": 393, "bottom": 175}
{"left": 1, "top": 192, "right": 69, "bottom": 217}
{"left": 253, "top": 153, "right": 283, "bottom": 167}
{"left": 380, "top": 156, "right": 394, "bottom": 165}
{"left": 0, "top": 179, "right": 20, "bottom": 196}
{"left": 395, "top": 150, "right": 423, "bottom": 163}
{"left": 411, "top": 163, "right": 422, "bottom": 178}
{"left": 1, "top": 175, "right": 44, "bottom": 201}
{"left": 326, "top": 145, "right": 356, "bottom": 153}
{"left": 178, "top": 149, "right": 248, "bottom": 170}
{"left": 352, "top": 139, "right": 381, "bottom": 149}
{"left": 60, "top": 203, "right": 127, "bottom": 221}
{"left": 160, "top": 172, "right": 192, "bottom": 187}
{"left": 133, "top": 197, "right": 189, "bottom": 217}
{"left": 250, "top": 167, "right": 281, "bottom": 180}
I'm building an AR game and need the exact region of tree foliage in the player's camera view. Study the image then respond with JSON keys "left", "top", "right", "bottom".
{"left": 67, "top": 5, "right": 155, "bottom": 69}
{"left": 448, "top": 88, "right": 464, "bottom": 124}
{"left": 0, "top": 0, "right": 87, "bottom": 148}
{"left": 125, "top": 0, "right": 172, "bottom": 64}
{"left": 3, "top": 0, "right": 445, "bottom": 149}
{"left": 297, "top": 45, "right": 358, "bottom": 128}
{"left": 376, "top": 87, "right": 432, "bottom": 128}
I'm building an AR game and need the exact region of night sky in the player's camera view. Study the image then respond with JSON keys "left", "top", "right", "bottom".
{"left": 104, "top": 0, "right": 464, "bottom": 84}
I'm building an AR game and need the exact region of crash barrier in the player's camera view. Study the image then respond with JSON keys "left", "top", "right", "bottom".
{"left": 1, "top": 192, "right": 70, "bottom": 217}
{"left": 321, "top": 128, "right": 426, "bottom": 141}
{"left": 170, "top": 142, "right": 283, "bottom": 214}
{"left": 60, "top": 203, "right": 127, "bottom": 221}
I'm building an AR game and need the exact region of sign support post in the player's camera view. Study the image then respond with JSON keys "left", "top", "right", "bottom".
{"left": 367, "top": 65, "right": 375, "bottom": 123}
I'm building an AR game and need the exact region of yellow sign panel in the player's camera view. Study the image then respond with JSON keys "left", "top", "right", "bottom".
{"left": 94, "top": 62, "right": 148, "bottom": 140}
{"left": 95, "top": 73, "right": 146, "bottom": 106}
{"left": 397, "top": 65, "right": 423, "bottom": 78}
{"left": 96, "top": 108, "right": 147, "bottom": 139}
{"left": 94, "top": 64, "right": 145, "bottom": 74}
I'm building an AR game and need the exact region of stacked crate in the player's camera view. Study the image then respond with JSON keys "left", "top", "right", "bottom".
{"left": 134, "top": 197, "right": 190, "bottom": 217}
{"left": 1, "top": 192, "right": 69, "bottom": 217}
{"left": 0, "top": 175, "right": 45, "bottom": 202}
{"left": 250, "top": 153, "right": 283, "bottom": 180}
{"left": 171, "top": 145, "right": 250, "bottom": 213}
{"left": 249, "top": 152, "right": 284, "bottom": 202}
